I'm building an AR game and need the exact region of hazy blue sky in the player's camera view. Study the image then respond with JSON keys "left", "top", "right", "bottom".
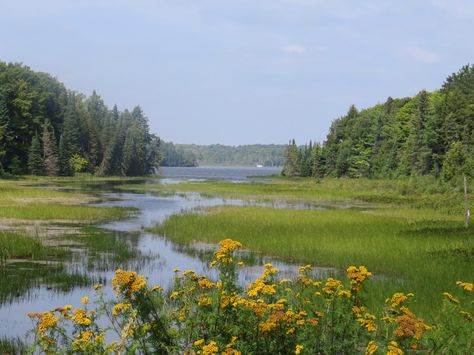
{"left": 1, "top": 0, "right": 473, "bottom": 145}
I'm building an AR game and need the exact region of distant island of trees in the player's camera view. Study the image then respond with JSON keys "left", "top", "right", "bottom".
{"left": 282, "top": 64, "right": 474, "bottom": 183}
{"left": 163, "top": 144, "right": 285, "bottom": 167}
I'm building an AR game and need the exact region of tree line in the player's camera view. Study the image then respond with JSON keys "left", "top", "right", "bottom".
{"left": 282, "top": 64, "right": 474, "bottom": 182}
{"left": 160, "top": 141, "right": 198, "bottom": 167}
{"left": 0, "top": 62, "right": 160, "bottom": 176}
{"left": 177, "top": 144, "right": 285, "bottom": 167}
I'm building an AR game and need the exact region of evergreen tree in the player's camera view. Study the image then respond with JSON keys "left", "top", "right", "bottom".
{"left": 28, "top": 132, "right": 44, "bottom": 175}
{"left": 282, "top": 140, "right": 300, "bottom": 177}
{"left": 42, "top": 121, "right": 59, "bottom": 176}
{"left": 59, "top": 93, "right": 82, "bottom": 175}
{"left": 311, "top": 144, "right": 325, "bottom": 178}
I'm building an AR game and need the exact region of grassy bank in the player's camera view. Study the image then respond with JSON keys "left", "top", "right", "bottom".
{"left": 0, "top": 178, "right": 135, "bottom": 225}
{"left": 0, "top": 203, "right": 131, "bottom": 222}
{"left": 152, "top": 205, "right": 474, "bottom": 318}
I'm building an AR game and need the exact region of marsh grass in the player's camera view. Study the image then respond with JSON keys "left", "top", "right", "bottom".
{"left": 121, "top": 177, "right": 473, "bottom": 214}
{"left": 0, "top": 336, "right": 26, "bottom": 354}
{"left": 0, "top": 261, "right": 100, "bottom": 304}
{"left": 0, "top": 178, "right": 136, "bottom": 224}
{"left": 0, "top": 203, "right": 133, "bottom": 222}
{"left": 0, "top": 232, "right": 43, "bottom": 263}
{"left": 63, "top": 227, "right": 139, "bottom": 267}
{"left": 153, "top": 205, "right": 474, "bottom": 318}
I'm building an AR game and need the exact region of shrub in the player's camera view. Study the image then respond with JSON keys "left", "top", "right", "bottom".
{"left": 29, "top": 239, "right": 473, "bottom": 354}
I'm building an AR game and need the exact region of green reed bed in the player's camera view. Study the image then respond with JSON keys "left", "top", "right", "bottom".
{"left": 119, "top": 177, "right": 472, "bottom": 214}
{"left": 0, "top": 336, "right": 27, "bottom": 355}
{"left": 63, "top": 227, "right": 139, "bottom": 267}
{"left": 0, "top": 231, "right": 49, "bottom": 263}
{"left": 152, "top": 205, "right": 474, "bottom": 318}
{"left": 0, "top": 204, "right": 132, "bottom": 222}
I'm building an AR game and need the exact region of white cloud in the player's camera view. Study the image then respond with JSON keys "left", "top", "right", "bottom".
{"left": 281, "top": 44, "right": 306, "bottom": 55}
{"left": 404, "top": 46, "right": 440, "bottom": 64}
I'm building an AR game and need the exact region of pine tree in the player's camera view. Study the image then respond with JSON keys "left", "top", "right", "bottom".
{"left": 59, "top": 93, "right": 82, "bottom": 175}
{"left": 311, "top": 144, "right": 325, "bottom": 178}
{"left": 42, "top": 121, "right": 59, "bottom": 176}
{"left": 282, "top": 140, "right": 300, "bottom": 177}
{"left": 28, "top": 132, "right": 44, "bottom": 175}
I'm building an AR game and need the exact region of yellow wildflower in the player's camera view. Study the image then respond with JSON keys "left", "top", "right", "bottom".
{"left": 365, "top": 341, "right": 378, "bottom": 355}
{"left": 338, "top": 290, "right": 351, "bottom": 298}
{"left": 387, "top": 341, "right": 403, "bottom": 354}
{"left": 202, "top": 341, "right": 219, "bottom": 355}
{"left": 29, "top": 312, "right": 58, "bottom": 333}
{"left": 298, "top": 264, "right": 312, "bottom": 273}
{"left": 71, "top": 309, "right": 91, "bottom": 326}
{"left": 198, "top": 295, "right": 212, "bottom": 307}
{"left": 460, "top": 311, "right": 473, "bottom": 321}
{"left": 194, "top": 339, "right": 204, "bottom": 346}
{"left": 198, "top": 278, "right": 214, "bottom": 289}
{"left": 226, "top": 336, "right": 238, "bottom": 348}
{"left": 386, "top": 293, "right": 412, "bottom": 308}
{"left": 81, "top": 296, "right": 89, "bottom": 304}
{"left": 456, "top": 281, "right": 473, "bottom": 292}
{"left": 442, "top": 292, "right": 459, "bottom": 304}
{"left": 295, "top": 344, "right": 304, "bottom": 354}
{"left": 113, "top": 303, "right": 131, "bottom": 316}
{"left": 92, "top": 284, "right": 103, "bottom": 290}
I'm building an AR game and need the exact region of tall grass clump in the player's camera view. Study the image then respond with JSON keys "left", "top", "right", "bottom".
{"left": 0, "top": 232, "right": 44, "bottom": 263}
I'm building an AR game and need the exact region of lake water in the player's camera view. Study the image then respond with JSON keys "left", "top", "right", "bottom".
{"left": 160, "top": 166, "right": 281, "bottom": 181}
{"left": 0, "top": 166, "right": 335, "bottom": 341}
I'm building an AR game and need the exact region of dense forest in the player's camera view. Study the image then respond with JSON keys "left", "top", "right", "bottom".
{"left": 282, "top": 64, "right": 474, "bottom": 182}
{"left": 160, "top": 141, "right": 198, "bottom": 167}
{"left": 176, "top": 144, "right": 285, "bottom": 167}
{"left": 0, "top": 62, "right": 160, "bottom": 176}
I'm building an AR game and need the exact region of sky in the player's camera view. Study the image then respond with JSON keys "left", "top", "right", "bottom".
{"left": 1, "top": 0, "right": 473, "bottom": 145}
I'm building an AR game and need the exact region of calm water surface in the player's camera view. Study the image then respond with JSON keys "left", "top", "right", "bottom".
{"left": 0, "top": 167, "right": 335, "bottom": 340}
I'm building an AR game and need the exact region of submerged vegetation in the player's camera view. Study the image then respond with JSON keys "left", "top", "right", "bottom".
{"left": 28, "top": 240, "right": 473, "bottom": 354}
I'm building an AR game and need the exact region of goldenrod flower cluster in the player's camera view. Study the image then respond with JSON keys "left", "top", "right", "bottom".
{"left": 28, "top": 239, "right": 474, "bottom": 354}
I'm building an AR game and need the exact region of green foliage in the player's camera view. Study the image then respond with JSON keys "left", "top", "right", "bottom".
{"left": 281, "top": 140, "right": 299, "bottom": 176}
{"left": 161, "top": 141, "right": 198, "bottom": 167}
{"left": 42, "top": 120, "right": 59, "bottom": 176}
{"left": 27, "top": 131, "right": 44, "bottom": 175}
{"left": 173, "top": 144, "right": 285, "bottom": 167}
{"left": 69, "top": 154, "right": 88, "bottom": 174}
{"left": 0, "top": 61, "right": 160, "bottom": 177}
{"left": 0, "top": 232, "right": 44, "bottom": 264}
{"left": 441, "top": 141, "right": 472, "bottom": 182}
{"left": 284, "top": 65, "right": 474, "bottom": 182}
